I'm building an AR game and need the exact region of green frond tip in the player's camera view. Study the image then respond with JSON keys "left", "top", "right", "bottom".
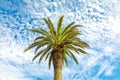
{"left": 45, "top": 53, "right": 50, "bottom": 61}
{"left": 32, "top": 50, "right": 44, "bottom": 61}
{"left": 63, "top": 53, "right": 68, "bottom": 67}
{"left": 34, "top": 36, "right": 45, "bottom": 42}
{"left": 57, "top": 15, "right": 64, "bottom": 32}
{"left": 39, "top": 45, "right": 52, "bottom": 63}
{"left": 43, "top": 17, "right": 55, "bottom": 33}
{"left": 29, "top": 29, "right": 41, "bottom": 33}
{"left": 68, "top": 50, "right": 79, "bottom": 64}
{"left": 47, "top": 18, "right": 54, "bottom": 31}
{"left": 24, "top": 41, "right": 40, "bottom": 52}
{"left": 48, "top": 54, "right": 52, "bottom": 69}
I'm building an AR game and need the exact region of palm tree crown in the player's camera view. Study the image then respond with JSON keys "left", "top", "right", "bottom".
{"left": 24, "top": 15, "right": 90, "bottom": 68}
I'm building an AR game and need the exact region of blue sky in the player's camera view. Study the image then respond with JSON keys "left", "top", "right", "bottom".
{"left": 0, "top": 0, "right": 120, "bottom": 80}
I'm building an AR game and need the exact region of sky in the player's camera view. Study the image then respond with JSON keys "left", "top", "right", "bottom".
{"left": 0, "top": 0, "right": 120, "bottom": 80}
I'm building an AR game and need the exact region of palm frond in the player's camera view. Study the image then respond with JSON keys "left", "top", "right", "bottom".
{"left": 34, "top": 36, "right": 45, "bottom": 42}
{"left": 72, "top": 41, "right": 90, "bottom": 48}
{"left": 29, "top": 29, "right": 42, "bottom": 34}
{"left": 24, "top": 41, "right": 41, "bottom": 52}
{"left": 77, "top": 48, "right": 87, "bottom": 54}
{"left": 67, "top": 50, "right": 79, "bottom": 64}
{"left": 47, "top": 18, "right": 54, "bottom": 31}
{"left": 48, "top": 54, "right": 53, "bottom": 69}
{"left": 43, "top": 18, "right": 53, "bottom": 31}
{"left": 60, "top": 31, "right": 80, "bottom": 43}
{"left": 30, "top": 29, "right": 50, "bottom": 37}
{"left": 66, "top": 44, "right": 87, "bottom": 54}
{"left": 35, "top": 41, "right": 50, "bottom": 53}
{"left": 62, "top": 22, "right": 75, "bottom": 34}
{"left": 64, "top": 48, "right": 72, "bottom": 57}
{"left": 32, "top": 49, "right": 45, "bottom": 61}
{"left": 43, "top": 17, "right": 56, "bottom": 39}
{"left": 62, "top": 24, "right": 81, "bottom": 36}
{"left": 65, "top": 45, "right": 80, "bottom": 54}
{"left": 61, "top": 39, "right": 73, "bottom": 46}
{"left": 63, "top": 53, "right": 68, "bottom": 67}
{"left": 57, "top": 15, "right": 64, "bottom": 33}
{"left": 45, "top": 52, "right": 51, "bottom": 61}
{"left": 39, "top": 45, "right": 52, "bottom": 63}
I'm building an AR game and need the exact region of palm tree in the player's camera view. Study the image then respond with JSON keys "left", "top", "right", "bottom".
{"left": 24, "top": 15, "right": 90, "bottom": 80}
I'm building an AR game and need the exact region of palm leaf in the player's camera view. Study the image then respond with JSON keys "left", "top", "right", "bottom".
{"left": 61, "top": 39, "right": 73, "bottom": 46}
{"left": 57, "top": 15, "right": 64, "bottom": 33}
{"left": 39, "top": 45, "right": 52, "bottom": 63}
{"left": 35, "top": 41, "right": 50, "bottom": 53}
{"left": 72, "top": 41, "right": 90, "bottom": 48}
{"left": 62, "top": 22, "right": 75, "bottom": 34}
{"left": 45, "top": 52, "right": 51, "bottom": 61}
{"left": 77, "top": 48, "right": 87, "bottom": 54}
{"left": 64, "top": 48, "right": 72, "bottom": 57}
{"left": 29, "top": 29, "right": 42, "bottom": 34}
{"left": 30, "top": 29, "right": 50, "bottom": 37}
{"left": 34, "top": 36, "right": 45, "bottom": 42}
{"left": 65, "top": 45, "right": 80, "bottom": 54}
{"left": 67, "top": 50, "right": 79, "bottom": 64}
{"left": 48, "top": 54, "right": 53, "bottom": 69}
{"left": 63, "top": 53, "right": 68, "bottom": 67}
{"left": 47, "top": 18, "right": 57, "bottom": 42}
{"left": 60, "top": 31, "right": 80, "bottom": 43}
{"left": 24, "top": 41, "right": 41, "bottom": 52}
{"left": 62, "top": 24, "right": 81, "bottom": 37}
{"left": 47, "top": 18, "right": 55, "bottom": 33}
{"left": 32, "top": 49, "right": 45, "bottom": 61}
{"left": 43, "top": 18, "right": 52, "bottom": 31}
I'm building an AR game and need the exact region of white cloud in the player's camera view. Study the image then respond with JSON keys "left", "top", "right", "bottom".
{"left": 105, "top": 66, "right": 115, "bottom": 76}
{"left": 0, "top": 62, "right": 30, "bottom": 80}
{"left": 109, "top": 17, "right": 120, "bottom": 33}
{"left": 104, "top": 46, "right": 113, "bottom": 53}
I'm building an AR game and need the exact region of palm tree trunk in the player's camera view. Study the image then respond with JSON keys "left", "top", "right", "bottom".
{"left": 53, "top": 50, "right": 63, "bottom": 80}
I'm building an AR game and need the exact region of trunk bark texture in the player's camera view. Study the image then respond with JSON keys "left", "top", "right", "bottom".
{"left": 53, "top": 48, "right": 63, "bottom": 80}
